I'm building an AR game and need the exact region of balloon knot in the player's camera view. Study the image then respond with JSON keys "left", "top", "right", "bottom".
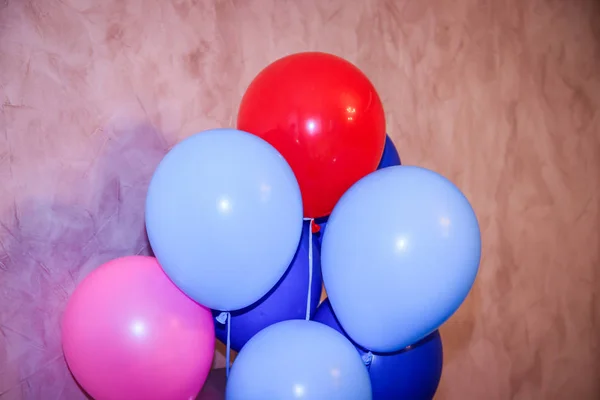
{"left": 215, "top": 312, "right": 229, "bottom": 325}
{"left": 304, "top": 218, "right": 320, "bottom": 233}
{"left": 312, "top": 222, "right": 320, "bottom": 234}
{"left": 362, "top": 351, "right": 373, "bottom": 366}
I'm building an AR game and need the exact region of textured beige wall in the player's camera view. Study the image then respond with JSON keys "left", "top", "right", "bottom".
{"left": 1, "top": 0, "right": 599, "bottom": 399}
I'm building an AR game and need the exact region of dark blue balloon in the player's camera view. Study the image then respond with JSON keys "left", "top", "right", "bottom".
{"left": 313, "top": 299, "right": 443, "bottom": 400}
{"left": 315, "top": 216, "right": 329, "bottom": 247}
{"left": 317, "top": 134, "right": 401, "bottom": 244}
{"left": 378, "top": 135, "right": 401, "bottom": 169}
{"left": 214, "top": 221, "right": 322, "bottom": 352}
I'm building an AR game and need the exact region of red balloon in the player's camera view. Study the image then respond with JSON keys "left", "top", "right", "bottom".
{"left": 237, "top": 52, "right": 386, "bottom": 218}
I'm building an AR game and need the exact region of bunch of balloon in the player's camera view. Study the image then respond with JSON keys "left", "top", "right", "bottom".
{"left": 59, "top": 51, "right": 481, "bottom": 400}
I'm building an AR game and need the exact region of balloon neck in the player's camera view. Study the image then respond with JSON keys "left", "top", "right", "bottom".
{"left": 362, "top": 351, "right": 373, "bottom": 367}
{"left": 311, "top": 222, "right": 320, "bottom": 234}
{"left": 304, "top": 217, "right": 319, "bottom": 230}
{"left": 215, "top": 312, "right": 228, "bottom": 325}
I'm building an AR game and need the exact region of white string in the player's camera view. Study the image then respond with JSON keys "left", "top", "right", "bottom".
{"left": 303, "top": 218, "right": 314, "bottom": 320}
{"left": 216, "top": 311, "right": 231, "bottom": 378}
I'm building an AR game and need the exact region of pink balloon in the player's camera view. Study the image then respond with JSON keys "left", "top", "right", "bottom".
{"left": 62, "top": 256, "right": 215, "bottom": 400}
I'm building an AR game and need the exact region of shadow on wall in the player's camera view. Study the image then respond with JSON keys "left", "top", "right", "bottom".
{"left": 0, "top": 123, "right": 167, "bottom": 399}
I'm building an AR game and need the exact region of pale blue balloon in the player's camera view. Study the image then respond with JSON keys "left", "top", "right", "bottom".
{"left": 145, "top": 128, "right": 303, "bottom": 311}
{"left": 226, "top": 320, "right": 372, "bottom": 400}
{"left": 321, "top": 166, "right": 481, "bottom": 353}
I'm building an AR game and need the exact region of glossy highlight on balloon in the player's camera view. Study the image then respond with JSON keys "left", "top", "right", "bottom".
{"left": 61, "top": 256, "right": 215, "bottom": 400}
{"left": 145, "top": 128, "right": 303, "bottom": 311}
{"left": 321, "top": 166, "right": 481, "bottom": 352}
{"left": 238, "top": 52, "right": 386, "bottom": 219}
{"left": 226, "top": 320, "right": 372, "bottom": 400}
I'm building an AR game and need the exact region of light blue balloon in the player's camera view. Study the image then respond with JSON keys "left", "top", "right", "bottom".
{"left": 226, "top": 320, "right": 372, "bottom": 400}
{"left": 321, "top": 166, "right": 481, "bottom": 353}
{"left": 145, "top": 128, "right": 303, "bottom": 311}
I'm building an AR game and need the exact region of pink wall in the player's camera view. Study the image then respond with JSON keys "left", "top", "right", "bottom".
{"left": 1, "top": 0, "right": 599, "bottom": 398}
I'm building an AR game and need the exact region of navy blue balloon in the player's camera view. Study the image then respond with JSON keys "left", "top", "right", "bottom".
{"left": 317, "top": 134, "right": 400, "bottom": 244}
{"left": 313, "top": 299, "right": 443, "bottom": 400}
{"left": 214, "top": 221, "right": 322, "bottom": 352}
{"left": 315, "top": 216, "right": 329, "bottom": 247}
{"left": 378, "top": 135, "right": 401, "bottom": 169}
